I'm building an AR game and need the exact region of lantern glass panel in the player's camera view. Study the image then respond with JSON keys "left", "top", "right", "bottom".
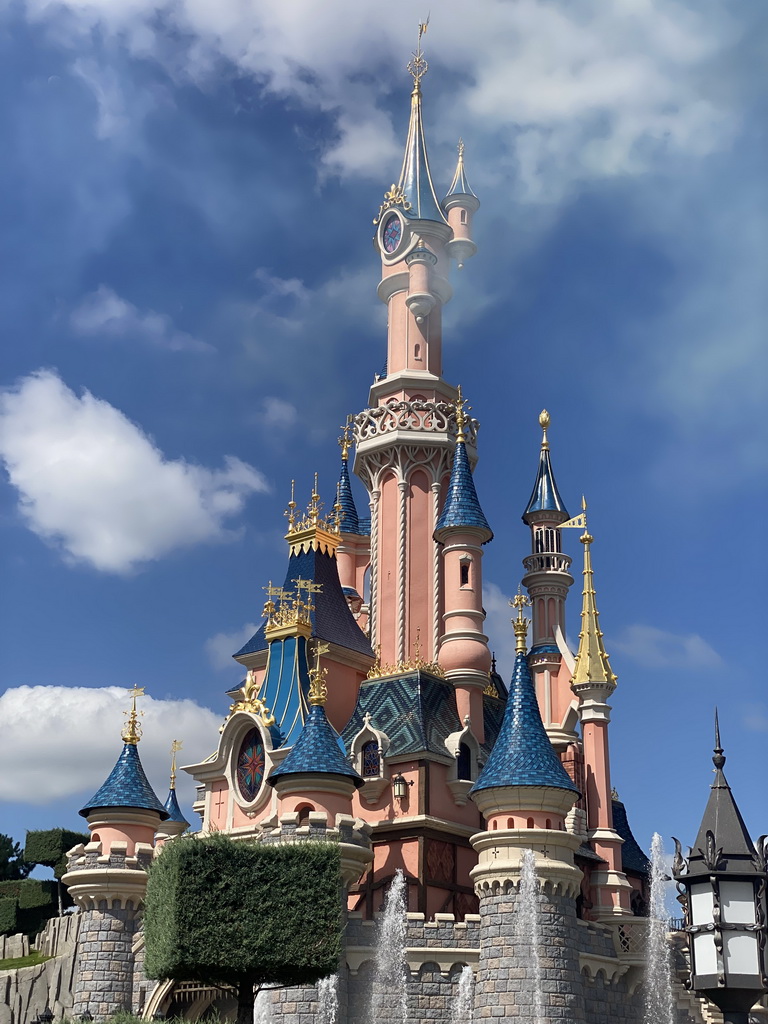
{"left": 690, "top": 883, "right": 715, "bottom": 926}
{"left": 720, "top": 880, "right": 756, "bottom": 925}
{"left": 724, "top": 931, "right": 760, "bottom": 978}
{"left": 693, "top": 932, "right": 718, "bottom": 977}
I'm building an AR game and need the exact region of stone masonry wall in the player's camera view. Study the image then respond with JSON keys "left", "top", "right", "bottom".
{"left": 72, "top": 904, "right": 140, "bottom": 1019}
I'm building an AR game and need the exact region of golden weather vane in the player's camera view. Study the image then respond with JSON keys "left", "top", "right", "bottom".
{"left": 408, "top": 15, "right": 430, "bottom": 85}
{"left": 170, "top": 739, "right": 182, "bottom": 790}
{"left": 122, "top": 686, "right": 145, "bottom": 745}
{"left": 284, "top": 479, "right": 297, "bottom": 530}
{"left": 338, "top": 417, "right": 353, "bottom": 460}
{"left": 455, "top": 385, "right": 470, "bottom": 443}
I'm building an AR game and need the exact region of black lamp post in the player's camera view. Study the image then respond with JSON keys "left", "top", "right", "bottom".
{"left": 672, "top": 715, "right": 768, "bottom": 1024}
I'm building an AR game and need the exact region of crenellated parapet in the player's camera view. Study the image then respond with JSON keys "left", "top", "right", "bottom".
{"left": 63, "top": 839, "right": 155, "bottom": 911}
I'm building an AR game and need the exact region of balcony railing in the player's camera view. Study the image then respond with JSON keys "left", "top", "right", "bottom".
{"left": 523, "top": 553, "right": 572, "bottom": 574}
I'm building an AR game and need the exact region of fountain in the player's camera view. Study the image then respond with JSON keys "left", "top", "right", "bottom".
{"left": 452, "top": 964, "right": 474, "bottom": 1023}
{"left": 515, "top": 848, "right": 545, "bottom": 1024}
{"left": 318, "top": 974, "right": 339, "bottom": 1024}
{"left": 643, "top": 832, "right": 675, "bottom": 1024}
{"left": 371, "top": 868, "right": 409, "bottom": 1024}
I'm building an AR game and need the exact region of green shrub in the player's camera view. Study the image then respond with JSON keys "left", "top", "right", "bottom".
{"left": 143, "top": 835, "right": 342, "bottom": 989}
{"left": 0, "top": 896, "right": 18, "bottom": 935}
{"left": 24, "top": 830, "right": 89, "bottom": 880}
{"left": 17, "top": 880, "right": 56, "bottom": 910}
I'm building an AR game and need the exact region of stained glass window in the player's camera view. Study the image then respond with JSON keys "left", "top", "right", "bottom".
{"left": 362, "top": 740, "right": 380, "bottom": 777}
{"left": 383, "top": 215, "right": 402, "bottom": 254}
{"left": 236, "top": 728, "right": 265, "bottom": 802}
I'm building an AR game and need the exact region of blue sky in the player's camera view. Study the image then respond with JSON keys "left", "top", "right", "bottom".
{"left": 0, "top": 0, "right": 765, "bottom": 865}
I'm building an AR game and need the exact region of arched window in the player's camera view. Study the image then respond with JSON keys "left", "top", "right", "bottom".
{"left": 362, "top": 740, "right": 381, "bottom": 778}
{"left": 545, "top": 819, "right": 552, "bottom": 830}
{"left": 457, "top": 743, "right": 472, "bottom": 781}
{"left": 297, "top": 804, "right": 314, "bottom": 825}
{"left": 527, "top": 817, "right": 534, "bottom": 829}
{"left": 460, "top": 562, "right": 470, "bottom": 587}
{"left": 507, "top": 818, "right": 514, "bottom": 829}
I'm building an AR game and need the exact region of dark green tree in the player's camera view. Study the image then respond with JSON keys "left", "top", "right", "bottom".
{"left": 0, "top": 835, "right": 32, "bottom": 881}
{"left": 143, "top": 834, "right": 343, "bottom": 1024}
{"left": 25, "top": 828, "right": 89, "bottom": 915}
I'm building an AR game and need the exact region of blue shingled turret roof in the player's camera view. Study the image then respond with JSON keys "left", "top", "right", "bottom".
{"left": 80, "top": 743, "right": 169, "bottom": 819}
{"left": 269, "top": 703, "right": 364, "bottom": 788}
{"left": 435, "top": 440, "right": 492, "bottom": 542}
{"left": 522, "top": 446, "right": 569, "bottom": 521}
{"left": 236, "top": 546, "right": 373, "bottom": 659}
{"left": 337, "top": 458, "right": 360, "bottom": 534}
{"left": 163, "top": 788, "right": 190, "bottom": 827}
{"left": 470, "top": 651, "right": 579, "bottom": 795}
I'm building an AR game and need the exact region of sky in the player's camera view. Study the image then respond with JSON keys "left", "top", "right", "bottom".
{"left": 0, "top": 0, "right": 766, "bottom": 868}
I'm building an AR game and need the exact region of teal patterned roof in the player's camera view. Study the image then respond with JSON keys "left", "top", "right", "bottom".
{"left": 470, "top": 651, "right": 578, "bottom": 795}
{"left": 435, "top": 439, "right": 492, "bottom": 541}
{"left": 523, "top": 446, "right": 569, "bottom": 521}
{"left": 80, "top": 743, "right": 169, "bottom": 819}
{"left": 269, "top": 703, "right": 363, "bottom": 788}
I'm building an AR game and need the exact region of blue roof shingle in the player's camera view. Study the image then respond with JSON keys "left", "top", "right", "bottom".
{"left": 269, "top": 704, "right": 363, "bottom": 788}
{"left": 163, "top": 788, "right": 190, "bottom": 827}
{"left": 80, "top": 743, "right": 169, "bottom": 820}
{"left": 470, "top": 651, "right": 579, "bottom": 795}
{"left": 523, "top": 447, "right": 569, "bottom": 521}
{"left": 337, "top": 458, "right": 360, "bottom": 534}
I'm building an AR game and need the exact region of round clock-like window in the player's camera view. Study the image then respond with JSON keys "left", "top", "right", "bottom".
{"left": 236, "top": 728, "right": 265, "bottom": 802}
{"left": 382, "top": 214, "right": 402, "bottom": 254}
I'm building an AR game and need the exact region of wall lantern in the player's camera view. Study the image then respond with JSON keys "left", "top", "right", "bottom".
{"left": 39, "top": 1008, "right": 54, "bottom": 1024}
{"left": 392, "top": 772, "right": 413, "bottom": 802}
{"left": 672, "top": 716, "right": 768, "bottom": 1024}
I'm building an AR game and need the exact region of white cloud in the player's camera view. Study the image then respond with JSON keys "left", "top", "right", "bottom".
{"left": 71, "top": 284, "right": 210, "bottom": 352}
{"left": 611, "top": 624, "right": 723, "bottom": 670}
{"left": 0, "top": 370, "right": 270, "bottom": 573}
{"left": 205, "top": 622, "right": 259, "bottom": 671}
{"left": 22, "top": 0, "right": 740, "bottom": 197}
{"left": 0, "top": 685, "right": 221, "bottom": 810}
{"left": 255, "top": 398, "right": 298, "bottom": 432}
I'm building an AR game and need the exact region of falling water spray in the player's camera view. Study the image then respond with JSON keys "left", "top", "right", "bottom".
{"left": 452, "top": 964, "right": 475, "bottom": 1023}
{"left": 371, "top": 868, "right": 409, "bottom": 1024}
{"left": 643, "top": 832, "right": 675, "bottom": 1024}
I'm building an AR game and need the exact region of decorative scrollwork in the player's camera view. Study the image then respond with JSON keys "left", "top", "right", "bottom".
{"left": 698, "top": 829, "right": 724, "bottom": 873}
{"left": 353, "top": 400, "right": 479, "bottom": 447}
{"left": 672, "top": 837, "right": 687, "bottom": 878}
{"left": 373, "top": 184, "right": 412, "bottom": 226}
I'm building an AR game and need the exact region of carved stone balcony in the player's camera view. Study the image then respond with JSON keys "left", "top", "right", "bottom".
{"left": 523, "top": 552, "right": 572, "bottom": 574}
{"left": 353, "top": 399, "right": 478, "bottom": 448}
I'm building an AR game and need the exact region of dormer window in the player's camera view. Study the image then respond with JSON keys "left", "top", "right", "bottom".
{"left": 362, "top": 740, "right": 381, "bottom": 778}
{"left": 457, "top": 743, "right": 472, "bottom": 781}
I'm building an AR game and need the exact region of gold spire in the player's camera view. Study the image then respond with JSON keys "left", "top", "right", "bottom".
{"left": 169, "top": 739, "right": 182, "bottom": 790}
{"left": 539, "top": 409, "right": 550, "bottom": 451}
{"left": 338, "top": 417, "right": 353, "bottom": 461}
{"left": 511, "top": 587, "right": 531, "bottom": 653}
{"left": 263, "top": 578, "right": 321, "bottom": 640}
{"left": 122, "top": 686, "right": 145, "bottom": 745}
{"left": 284, "top": 479, "right": 297, "bottom": 531}
{"left": 455, "top": 385, "right": 468, "bottom": 443}
{"left": 571, "top": 507, "right": 617, "bottom": 689}
{"left": 284, "top": 475, "right": 341, "bottom": 556}
{"left": 308, "top": 642, "right": 330, "bottom": 706}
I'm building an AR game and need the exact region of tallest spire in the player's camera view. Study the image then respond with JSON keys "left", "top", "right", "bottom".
{"left": 395, "top": 23, "right": 447, "bottom": 225}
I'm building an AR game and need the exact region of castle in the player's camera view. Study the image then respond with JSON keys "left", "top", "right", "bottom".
{"left": 54, "top": 33, "right": 716, "bottom": 1024}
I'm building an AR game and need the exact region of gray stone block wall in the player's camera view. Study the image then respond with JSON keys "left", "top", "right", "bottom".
{"left": 474, "top": 884, "right": 585, "bottom": 1022}
{"left": 72, "top": 904, "right": 140, "bottom": 1019}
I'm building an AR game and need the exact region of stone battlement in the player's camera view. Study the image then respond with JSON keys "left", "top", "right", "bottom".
{"left": 65, "top": 841, "right": 154, "bottom": 874}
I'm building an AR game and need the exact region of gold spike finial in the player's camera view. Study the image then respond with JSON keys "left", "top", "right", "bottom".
{"left": 284, "top": 480, "right": 297, "bottom": 530}
{"left": 408, "top": 17, "right": 430, "bottom": 87}
{"left": 455, "top": 385, "right": 469, "bottom": 443}
{"left": 571, "top": 521, "right": 617, "bottom": 690}
{"left": 457, "top": 137, "right": 465, "bottom": 159}
{"left": 510, "top": 587, "right": 531, "bottom": 653}
{"left": 338, "top": 416, "right": 353, "bottom": 461}
{"left": 308, "top": 641, "right": 330, "bottom": 706}
{"left": 169, "top": 739, "right": 182, "bottom": 790}
{"left": 539, "top": 409, "right": 550, "bottom": 451}
{"left": 122, "top": 686, "right": 145, "bottom": 745}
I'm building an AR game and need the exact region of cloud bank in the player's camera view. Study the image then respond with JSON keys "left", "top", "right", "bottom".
{"left": 0, "top": 370, "right": 269, "bottom": 572}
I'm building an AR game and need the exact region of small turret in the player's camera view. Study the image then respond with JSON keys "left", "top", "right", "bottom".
{"left": 443, "top": 140, "right": 480, "bottom": 268}
{"left": 156, "top": 740, "right": 190, "bottom": 844}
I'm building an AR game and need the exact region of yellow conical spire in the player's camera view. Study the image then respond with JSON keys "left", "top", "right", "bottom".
{"left": 571, "top": 506, "right": 617, "bottom": 689}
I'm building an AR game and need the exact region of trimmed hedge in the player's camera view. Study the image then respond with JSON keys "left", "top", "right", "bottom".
{"left": 25, "top": 830, "right": 88, "bottom": 880}
{"left": 0, "top": 897, "right": 18, "bottom": 935}
{"left": 143, "top": 835, "right": 342, "bottom": 989}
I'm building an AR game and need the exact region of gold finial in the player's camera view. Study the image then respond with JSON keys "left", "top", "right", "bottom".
{"left": 224, "top": 668, "right": 275, "bottom": 728}
{"left": 539, "top": 409, "right": 550, "bottom": 451}
{"left": 169, "top": 740, "right": 182, "bottom": 790}
{"left": 571, "top": 515, "right": 617, "bottom": 690}
{"left": 284, "top": 479, "right": 297, "bottom": 530}
{"left": 455, "top": 385, "right": 469, "bottom": 443}
{"left": 308, "top": 642, "right": 330, "bottom": 706}
{"left": 510, "top": 587, "right": 531, "bottom": 653}
{"left": 122, "top": 686, "right": 145, "bottom": 745}
{"left": 330, "top": 481, "right": 343, "bottom": 533}
{"left": 338, "top": 417, "right": 353, "bottom": 461}
{"left": 407, "top": 17, "right": 430, "bottom": 87}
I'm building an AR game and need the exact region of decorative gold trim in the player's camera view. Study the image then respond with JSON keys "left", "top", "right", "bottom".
{"left": 510, "top": 588, "right": 531, "bottom": 653}
{"left": 308, "top": 642, "right": 330, "bottom": 706}
{"left": 284, "top": 475, "right": 341, "bottom": 554}
{"left": 366, "top": 630, "right": 445, "bottom": 680}
{"left": 225, "top": 668, "right": 276, "bottom": 728}
{"left": 169, "top": 739, "right": 182, "bottom": 790}
{"left": 373, "top": 186, "right": 412, "bottom": 226}
{"left": 121, "top": 686, "right": 145, "bottom": 745}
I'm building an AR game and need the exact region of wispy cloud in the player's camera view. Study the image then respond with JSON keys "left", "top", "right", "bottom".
{"left": 205, "top": 622, "right": 259, "bottom": 671}
{"left": 0, "top": 370, "right": 269, "bottom": 573}
{"left": 743, "top": 705, "right": 768, "bottom": 733}
{"left": 611, "top": 624, "right": 723, "bottom": 671}
{"left": 0, "top": 685, "right": 220, "bottom": 809}
{"left": 71, "top": 285, "right": 211, "bottom": 352}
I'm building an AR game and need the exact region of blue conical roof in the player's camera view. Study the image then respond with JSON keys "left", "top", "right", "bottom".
{"left": 435, "top": 440, "right": 492, "bottom": 541}
{"left": 523, "top": 447, "right": 569, "bottom": 521}
{"left": 80, "top": 743, "right": 169, "bottom": 819}
{"left": 337, "top": 458, "right": 360, "bottom": 534}
{"left": 163, "top": 788, "right": 189, "bottom": 826}
{"left": 470, "top": 651, "right": 578, "bottom": 795}
{"left": 268, "top": 704, "right": 363, "bottom": 788}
